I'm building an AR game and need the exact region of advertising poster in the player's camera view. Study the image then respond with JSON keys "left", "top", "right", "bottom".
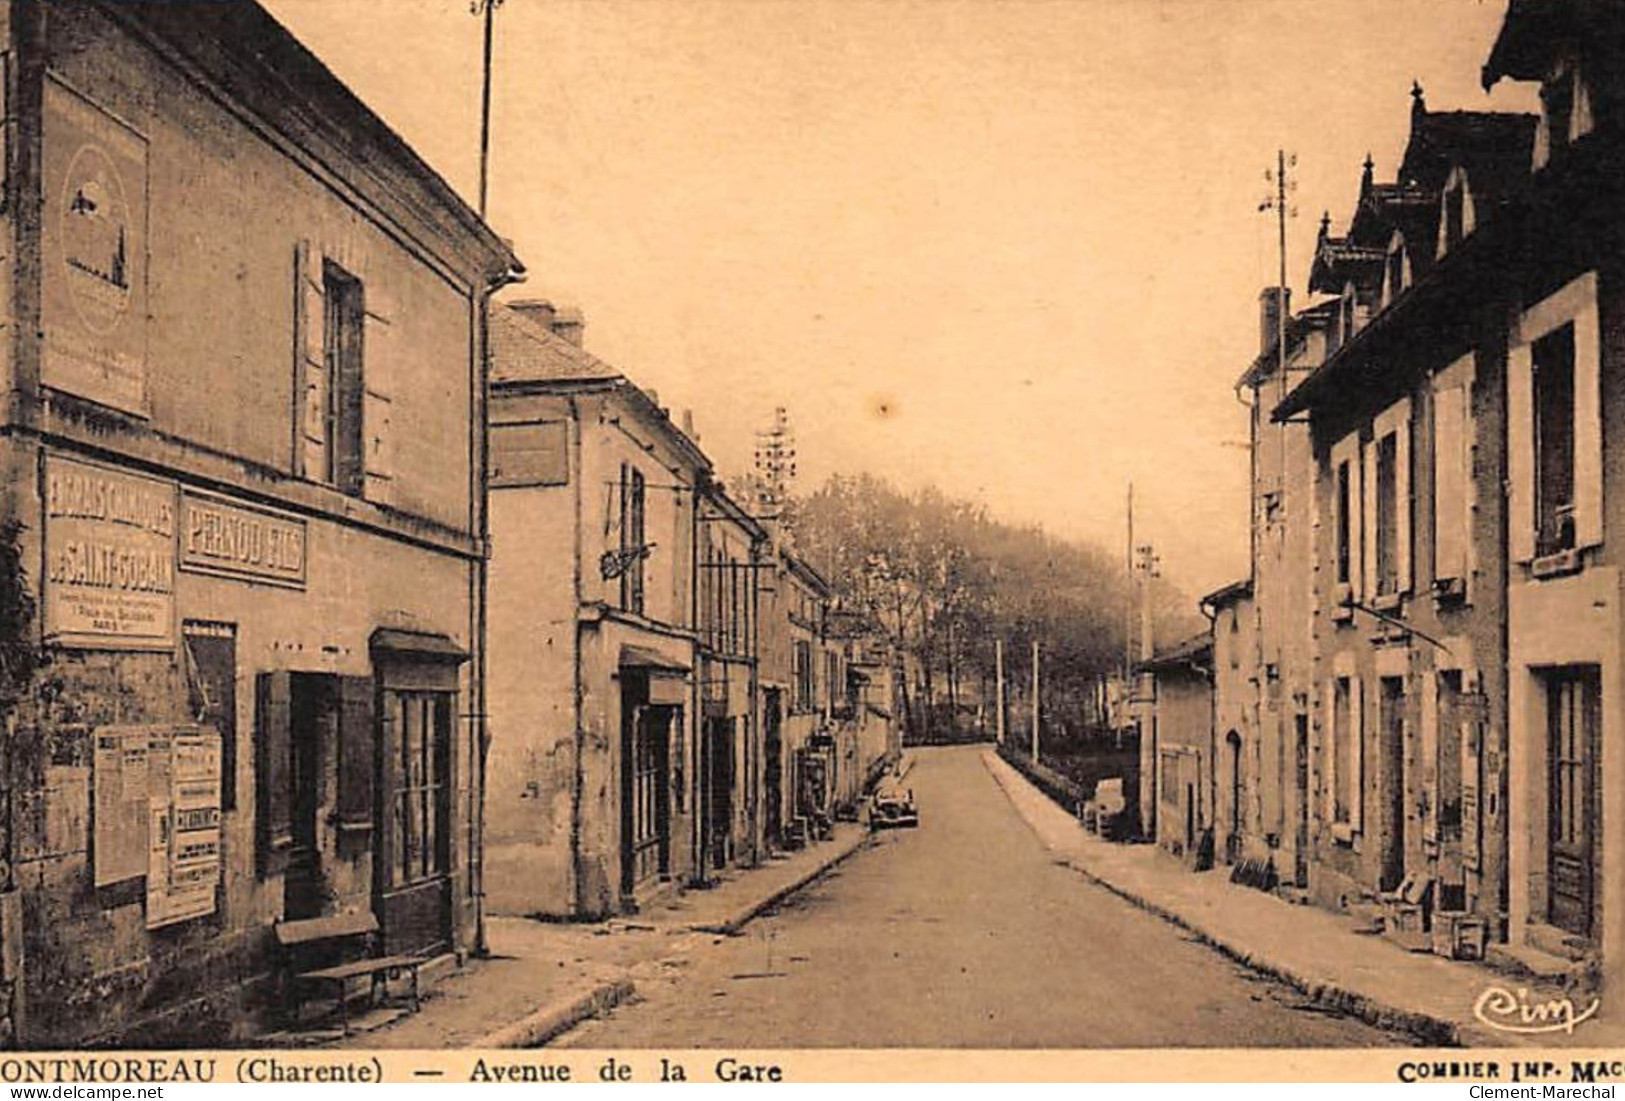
{"left": 41, "top": 78, "right": 149, "bottom": 416}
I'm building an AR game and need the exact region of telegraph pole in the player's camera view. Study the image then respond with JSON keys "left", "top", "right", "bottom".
{"left": 1031, "top": 639, "right": 1041, "bottom": 765}
{"left": 476, "top": 0, "right": 505, "bottom": 219}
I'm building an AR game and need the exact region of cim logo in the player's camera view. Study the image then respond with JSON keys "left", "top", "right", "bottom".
{"left": 1473, "top": 985, "right": 1601, "bottom": 1036}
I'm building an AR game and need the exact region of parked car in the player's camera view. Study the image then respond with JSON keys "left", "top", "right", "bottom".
{"left": 870, "top": 775, "right": 919, "bottom": 829}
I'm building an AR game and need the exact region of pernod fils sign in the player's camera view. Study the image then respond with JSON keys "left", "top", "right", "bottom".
{"left": 180, "top": 490, "right": 306, "bottom": 590}
{"left": 44, "top": 454, "right": 176, "bottom": 647}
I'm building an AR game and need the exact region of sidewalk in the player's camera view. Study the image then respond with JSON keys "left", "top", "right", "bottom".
{"left": 321, "top": 822, "right": 871, "bottom": 1049}
{"left": 983, "top": 749, "right": 1623, "bottom": 1049}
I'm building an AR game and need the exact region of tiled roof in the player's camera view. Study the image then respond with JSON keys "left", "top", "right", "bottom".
{"left": 490, "top": 304, "right": 620, "bottom": 385}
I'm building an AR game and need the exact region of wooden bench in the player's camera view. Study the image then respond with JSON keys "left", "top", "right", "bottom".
{"left": 273, "top": 911, "right": 424, "bottom": 1035}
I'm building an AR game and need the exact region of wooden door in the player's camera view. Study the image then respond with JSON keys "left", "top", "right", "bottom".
{"left": 1548, "top": 668, "right": 1600, "bottom": 938}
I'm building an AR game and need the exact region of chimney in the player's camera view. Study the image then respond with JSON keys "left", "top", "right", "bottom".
{"left": 681, "top": 409, "right": 699, "bottom": 443}
{"left": 1259, "top": 286, "right": 1290, "bottom": 357}
{"left": 551, "top": 305, "right": 585, "bottom": 346}
{"left": 508, "top": 298, "right": 557, "bottom": 330}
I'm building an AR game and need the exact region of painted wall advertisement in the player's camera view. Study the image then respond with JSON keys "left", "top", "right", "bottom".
{"left": 42, "top": 79, "right": 150, "bottom": 417}
{"left": 43, "top": 453, "right": 176, "bottom": 648}
{"left": 94, "top": 725, "right": 220, "bottom": 929}
{"left": 179, "top": 490, "right": 307, "bottom": 589}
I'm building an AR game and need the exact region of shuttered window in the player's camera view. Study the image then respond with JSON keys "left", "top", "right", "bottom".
{"left": 1432, "top": 383, "right": 1469, "bottom": 584}
{"left": 335, "top": 675, "right": 376, "bottom": 833}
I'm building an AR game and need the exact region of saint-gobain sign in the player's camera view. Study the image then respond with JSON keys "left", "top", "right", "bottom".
{"left": 43, "top": 453, "right": 176, "bottom": 648}
{"left": 179, "top": 490, "right": 307, "bottom": 589}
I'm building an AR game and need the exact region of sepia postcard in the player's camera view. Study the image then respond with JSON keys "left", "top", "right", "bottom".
{"left": 0, "top": 0, "right": 1619, "bottom": 1086}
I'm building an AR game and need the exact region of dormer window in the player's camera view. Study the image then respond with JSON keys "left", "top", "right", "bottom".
{"left": 1384, "top": 232, "right": 1408, "bottom": 308}
{"left": 1341, "top": 282, "right": 1359, "bottom": 343}
{"left": 1535, "top": 56, "right": 1594, "bottom": 169}
{"left": 1449, "top": 170, "right": 1475, "bottom": 256}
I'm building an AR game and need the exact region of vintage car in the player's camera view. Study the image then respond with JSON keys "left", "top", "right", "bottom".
{"left": 870, "top": 775, "right": 919, "bottom": 829}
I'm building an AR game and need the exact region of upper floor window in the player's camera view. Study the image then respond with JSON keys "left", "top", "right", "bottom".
{"left": 1431, "top": 363, "right": 1472, "bottom": 589}
{"left": 1375, "top": 433, "right": 1400, "bottom": 595}
{"left": 321, "top": 262, "right": 365, "bottom": 495}
{"left": 1335, "top": 458, "right": 1353, "bottom": 588}
{"left": 1510, "top": 272, "right": 1601, "bottom": 566}
{"left": 619, "top": 465, "right": 647, "bottom": 614}
{"left": 1384, "top": 235, "right": 1408, "bottom": 308}
{"left": 794, "top": 639, "right": 814, "bottom": 712}
{"left": 1534, "top": 324, "right": 1577, "bottom": 557}
{"left": 1536, "top": 58, "right": 1594, "bottom": 170}
{"left": 1365, "top": 398, "right": 1412, "bottom": 601}
{"left": 1441, "top": 174, "right": 1469, "bottom": 254}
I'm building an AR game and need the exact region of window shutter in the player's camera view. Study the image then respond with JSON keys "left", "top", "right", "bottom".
{"left": 1397, "top": 412, "right": 1413, "bottom": 593}
{"left": 1351, "top": 675, "right": 1364, "bottom": 832}
{"left": 294, "top": 242, "right": 328, "bottom": 481}
{"left": 1508, "top": 342, "right": 1536, "bottom": 563}
{"left": 1574, "top": 300, "right": 1603, "bottom": 550}
{"left": 362, "top": 290, "right": 396, "bottom": 505}
{"left": 255, "top": 671, "right": 293, "bottom": 877}
{"left": 1322, "top": 679, "right": 1336, "bottom": 826}
{"left": 1362, "top": 440, "right": 1377, "bottom": 601}
{"left": 336, "top": 675, "right": 376, "bottom": 832}
{"left": 1433, "top": 386, "right": 1467, "bottom": 581}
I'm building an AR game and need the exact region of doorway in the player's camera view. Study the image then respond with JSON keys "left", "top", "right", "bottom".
{"left": 1225, "top": 731, "right": 1243, "bottom": 864}
{"left": 620, "top": 673, "right": 672, "bottom": 900}
{"left": 764, "top": 690, "right": 783, "bottom": 850}
{"left": 1294, "top": 713, "right": 1310, "bottom": 887}
{"left": 285, "top": 674, "right": 337, "bottom": 921}
{"left": 1379, "top": 677, "right": 1406, "bottom": 892}
{"left": 1547, "top": 666, "right": 1600, "bottom": 939}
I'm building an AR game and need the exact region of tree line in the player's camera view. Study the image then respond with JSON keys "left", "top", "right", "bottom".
{"left": 787, "top": 473, "right": 1201, "bottom": 744}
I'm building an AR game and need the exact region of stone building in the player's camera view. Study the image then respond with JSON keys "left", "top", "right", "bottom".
{"left": 758, "top": 548, "right": 835, "bottom": 848}
{"left": 484, "top": 302, "right": 704, "bottom": 918}
{"left": 0, "top": 0, "right": 519, "bottom": 1045}
{"left": 1139, "top": 634, "right": 1214, "bottom": 865}
{"left": 1274, "top": 88, "right": 1535, "bottom": 940}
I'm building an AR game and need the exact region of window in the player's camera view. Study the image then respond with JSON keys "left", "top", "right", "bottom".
{"left": 620, "top": 465, "right": 647, "bottom": 614}
{"left": 1375, "top": 433, "right": 1399, "bottom": 595}
{"left": 1443, "top": 183, "right": 1466, "bottom": 251}
{"left": 1341, "top": 292, "right": 1357, "bottom": 345}
{"left": 322, "top": 262, "right": 365, "bottom": 496}
{"left": 1534, "top": 324, "right": 1577, "bottom": 557}
{"left": 826, "top": 650, "right": 840, "bottom": 713}
{"left": 1332, "top": 677, "right": 1354, "bottom": 826}
{"left": 1542, "top": 65, "right": 1576, "bottom": 159}
{"left": 1385, "top": 238, "right": 1407, "bottom": 307}
{"left": 385, "top": 689, "right": 452, "bottom": 889}
{"left": 794, "top": 640, "right": 814, "bottom": 712}
{"left": 1335, "top": 459, "right": 1353, "bottom": 586}
{"left": 1432, "top": 377, "right": 1470, "bottom": 586}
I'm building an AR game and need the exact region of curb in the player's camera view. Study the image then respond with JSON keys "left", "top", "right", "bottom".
{"left": 980, "top": 750, "right": 1465, "bottom": 1048}
{"left": 689, "top": 833, "right": 871, "bottom": 936}
{"left": 473, "top": 977, "right": 637, "bottom": 1049}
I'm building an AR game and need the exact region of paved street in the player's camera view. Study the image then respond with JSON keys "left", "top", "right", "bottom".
{"left": 555, "top": 745, "right": 1414, "bottom": 1048}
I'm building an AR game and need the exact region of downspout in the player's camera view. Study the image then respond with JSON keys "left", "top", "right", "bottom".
{"left": 689, "top": 477, "right": 703, "bottom": 885}
{"left": 1199, "top": 598, "right": 1218, "bottom": 861}
{"left": 568, "top": 395, "right": 586, "bottom": 916}
{"left": 474, "top": 263, "right": 524, "bottom": 959}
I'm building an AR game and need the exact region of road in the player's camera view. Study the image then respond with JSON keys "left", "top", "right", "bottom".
{"left": 555, "top": 744, "right": 1414, "bottom": 1048}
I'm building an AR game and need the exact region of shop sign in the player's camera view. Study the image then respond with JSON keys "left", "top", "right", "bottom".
{"left": 43, "top": 454, "right": 175, "bottom": 648}
{"left": 42, "top": 78, "right": 149, "bottom": 416}
{"left": 179, "top": 490, "right": 306, "bottom": 589}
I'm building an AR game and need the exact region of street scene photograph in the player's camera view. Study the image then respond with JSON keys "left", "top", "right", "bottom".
{"left": 0, "top": 0, "right": 1618, "bottom": 1070}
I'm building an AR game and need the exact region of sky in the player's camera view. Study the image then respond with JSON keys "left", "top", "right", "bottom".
{"left": 261, "top": 0, "right": 1538, "bottom": 600}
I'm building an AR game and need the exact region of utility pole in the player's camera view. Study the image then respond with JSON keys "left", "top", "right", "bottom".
{"left": 995, "top": 637, "right": 1006, "bottom": 746}
{"left": 476, "top": 0, "right": 505, "bottom": 219}
{"left": 1120, "top": 482, "right": 1133, "bottom": 749}
{"left": 1031, "top": 639, "right": 1041, "bottom": 766}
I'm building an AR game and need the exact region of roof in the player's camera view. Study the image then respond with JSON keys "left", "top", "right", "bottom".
{"left": 619, "top": 644, "right": 690, "bottom": 673}
{"left": 1138, "top": 633, "right": 1212, "bottom": 676}
{"left": 105, "top": 1, "right": 520, "bottom": 281}
{"left": 1398, "top": 110, "right": 1537, "bottom": 204}
{"left": 1483, "top": 0, "right": 1625, "bottom": 89}
{"left": 1237, "top": 299, "right": 1338, "bottom": 389}
{"left": 1200, "top": 578, "right": 1253, "bottom": 610}
{"left": 491, "top": 305, "right": 620, "bottom": 385}
{"left": 782, "top": 551, "right": 833, "bottom": 597}
{"left": 702, "top": 481, "right": 769, "bottom": 543}
{"left": 490, "top": 305, "right": 713, "bottom": 475}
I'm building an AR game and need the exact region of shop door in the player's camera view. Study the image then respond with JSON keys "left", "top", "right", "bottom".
{"left": 377, "top": 689, "right": 453, "bottom": 957}
{"left": 285, "top": 674, "right": 336, "bottom": 920}
{"left": 621, "top": 696, "right": 672, "bottom": 897}
{"left": 1294, "top": 714, "right": 1310, "bottom": 887}
{"left": 763, "top": 691, "right": 783, "bottom": 849}
{"left": 1379, "top": 678, "right": 1406, "bottom": 892}
{"left": 1548, "top": 667, "right": 1600, "bottom": 938}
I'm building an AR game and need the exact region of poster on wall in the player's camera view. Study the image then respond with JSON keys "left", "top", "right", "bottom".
{"left": 92, "top": 725, "right": 220, "bottom": 928}
{"left": 43, "top": 453, "right": 176, "bottom": 649}
{"left": 41, "top": 78, "right": 150, "bottom": 417}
